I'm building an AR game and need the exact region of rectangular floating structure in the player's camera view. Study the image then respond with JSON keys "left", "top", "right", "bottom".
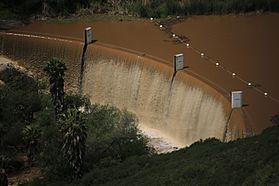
{"left": 85, "top": 27, "right": 93, "bottom": 45}
{"left": 173, "top": 53, "right": 184, "bottom": 72}
{"left": 231, "top": 91, "right": 243, "bottom": 109}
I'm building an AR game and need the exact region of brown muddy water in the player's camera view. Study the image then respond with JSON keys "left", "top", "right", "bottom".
{"left": 0, "top": 34, "right": 245, "bottom": 147}
{"left": 1, "top": 14, "right": 278, "bottom": 145}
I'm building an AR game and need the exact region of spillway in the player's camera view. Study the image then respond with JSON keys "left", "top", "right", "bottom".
{"left": 0, "top": 33, "right": 247, "bottom": 147}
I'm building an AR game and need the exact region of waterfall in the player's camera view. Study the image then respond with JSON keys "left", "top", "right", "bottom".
{"left": 83, "top": 48, "right": 240, "bottom": 146}
{"left": 0, "top": 33, "right": 246, "bottom": 146}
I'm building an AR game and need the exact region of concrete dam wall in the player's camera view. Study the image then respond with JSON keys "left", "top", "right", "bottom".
{"left": 0, "top": 33, "right": 247, "bottom": 147}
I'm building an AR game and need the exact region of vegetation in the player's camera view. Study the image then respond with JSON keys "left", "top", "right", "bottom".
{"left": 47, "top": 14, "right": 143, "bottom": 24}
{"left": 2, "top": 58, "right": 273, "bottom": 186}
{"left": 0, "top": 65, "right": 41, "bottom": 186}
{"left": 25, "top": 125, "right": 279, "bottom": 186}
{"left": 126, "top": 0, "right": 279, "bottom": 17}
{"left": 44, "top": 58, "right": 66, "bottom": 119}
{"left": 1, "top": 0, "right": 279, "bottom": 20}
{"left": 0, "top": 2, "right": 16, "bottom": 20}
{"left": 59, "top": 109, "right": 87, "bottom": 178}
{"left": 0, "top": 60, "right": 148, "bottom": 185}
{"left": 1, "top": 61, "right": 276, "bottom": 186}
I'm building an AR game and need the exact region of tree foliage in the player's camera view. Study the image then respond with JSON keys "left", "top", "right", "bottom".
{"left": 1, "top": 0, "right": 279, "bottom": 20}
{"left": 0, "top": 61, "right": 149, "bottom": 185}
{"left": 22, "top": 124, "right": 41, "bottom": 162}
{"left": 59, "top": 108, "right": 87, "bottom": 178}
{"left": 0, "top": 65, "right": 41, "bottom": 174}
{"left": 44, "top": 58, "right": 66, "bottom": 119}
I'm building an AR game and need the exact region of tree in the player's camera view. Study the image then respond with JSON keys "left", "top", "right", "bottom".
{"left": 42, "top": 0, "right": 50, "bottom": 16}
{"left": 59, "top": 108, "right": 87, "bottom": 178}
{"left": 22, "top": 124, "right": 41, "bottom": 163}
{"left": 44, "top": 58, "right": 66, "bottom": 119}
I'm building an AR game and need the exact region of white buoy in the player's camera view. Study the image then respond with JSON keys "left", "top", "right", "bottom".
{"left": 160, "top": 25, "right": 163, "bottom": 28}
{"left": 215, "top": 62, "right": 219, "bottom": 66}
{"left": 201, "top": 53, "right": 204, "bottom": 57}
{"left": 186, "top": 43, "right": 190, "bottom": 47}
{"left": 150, "top": 17, "right": 153, "bottom": 21}
{"left": 264, "top": 92, "right": 268, "bottom": 96}
{"left": 172, "top": 34, "right": 176, "bottom": 37}
{"left": 232, "top": 72, "right": 236, "bottom": 76}
{"left": 248, "top": 82, "right": 252, "bottom": 86}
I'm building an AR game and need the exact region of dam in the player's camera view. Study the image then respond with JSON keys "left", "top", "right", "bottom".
{"left": 0, "top": 32, "right": 246, "bottom": 147}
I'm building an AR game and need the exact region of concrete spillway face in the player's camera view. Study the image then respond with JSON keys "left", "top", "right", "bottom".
{"left": 83, "top": 46, "right": 245, "bottom": 147}
{"left": 0, "top": 33, "right": 246, "bottom": 147}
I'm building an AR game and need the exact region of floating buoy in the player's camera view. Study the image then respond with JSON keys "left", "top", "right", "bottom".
{"left": 248, "top": 82, "right": 252, "bottom": 86}
{"left": 186, "top": 43, "right": 190, "bottom": 47}
{"left": 172, "top": 34, "right": 176, "bottom": 37}
{"left": 150, "top": 17, "right": 153, "bottom": 21}
{"left": 215, "top": 62, "right": 219, "bottom": 66}
{"left": 232, "top": 72, "right": 236, "bottom": 76}
{"left": 160, "top": 25, "right": 163, "bottom": 28}
{"left": 201, "top": 53, "right": 205, "bottom": 57}
{"left": 264, "top": 92, "right": 268, "bottom": 96}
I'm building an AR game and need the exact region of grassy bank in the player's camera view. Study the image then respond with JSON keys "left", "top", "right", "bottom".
{"left": 1, "top": 0, "right": 279, "bottom": 21}
{"left": 47, "top": 14, "right": 143, "bottom": 24}
{"left": 126, "top": 0, "right": 279, "bottom": 17}
{"left": 26, "top": 123, "right": 279, "bottom": 185}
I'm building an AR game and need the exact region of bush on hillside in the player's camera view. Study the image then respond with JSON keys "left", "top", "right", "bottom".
{"left": 0, "top": 64, "right": 148, "bottom": 184}
{"left": 1, "top": 0, "right": 279, "bottom": 19}
{"left": 0, "top": 66, "right": 41, "bottom": 172}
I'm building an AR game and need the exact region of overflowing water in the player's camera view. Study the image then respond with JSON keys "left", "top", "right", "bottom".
{"left": 0, "top": 33, "right": 83, "bottom": 92}
{"left": 83, "top": 49, "right": 230, "bottom": 146}
{"left": 0, "top": 33, "right": 246, "bottom": 147}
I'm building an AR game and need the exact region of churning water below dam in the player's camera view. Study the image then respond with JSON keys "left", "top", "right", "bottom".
{"left": 0, "top": 33, "right": 247, "bottom": 147}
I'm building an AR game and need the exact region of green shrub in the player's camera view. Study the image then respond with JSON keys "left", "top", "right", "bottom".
{"left": 0, "top": 66, "right": 41, "bottom": 170}
{"left": 84, "top": 105, "right": 148, "bottom": 170}
{"left": 2, "top": 0, "right": 279, "bottom": 19}
{"left": 122, "top": 0, "right": 279, "bottom": 17}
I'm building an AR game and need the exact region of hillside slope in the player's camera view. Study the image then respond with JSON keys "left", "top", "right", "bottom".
{"left": 75, "top": 126, "right": 279, "bottom": 186}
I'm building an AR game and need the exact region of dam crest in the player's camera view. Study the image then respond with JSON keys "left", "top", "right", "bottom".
{"left": 0, "top": 32, "right": 247, "bottom": 147}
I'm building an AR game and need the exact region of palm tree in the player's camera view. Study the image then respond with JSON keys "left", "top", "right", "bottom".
{"left": 59, "top": 108, "right": 87, "bottom": 178}
{"left": 22, "top": 125, "right": 41, "bottom": 163}
{"left": 44, "top": 58, "right": 67, "bottom": 119}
